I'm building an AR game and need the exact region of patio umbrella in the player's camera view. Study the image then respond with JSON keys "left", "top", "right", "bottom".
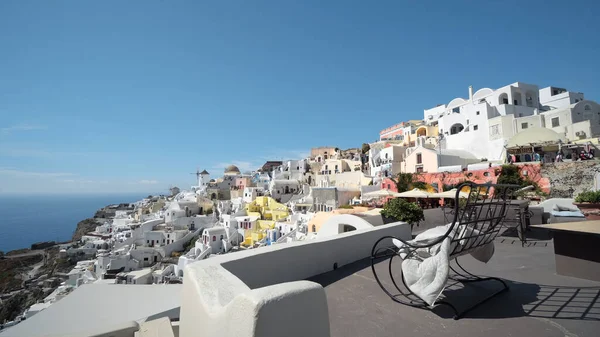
{"left": 396, "top": 188, "right": 432, "bottom": 198}
{"left": 431, "top": 189, "right": 470, "bottom": 199}
{"left": 362, "top": 189, "right": 401, "bottom": 200}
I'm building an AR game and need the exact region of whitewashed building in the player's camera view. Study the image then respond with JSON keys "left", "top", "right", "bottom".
{"left": 423, "top": 82, "right": 600, "bottom": 162}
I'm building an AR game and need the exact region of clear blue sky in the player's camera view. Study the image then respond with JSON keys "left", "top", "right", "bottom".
{"left": 1, "top": 0, "right": 598, "bottom": 194}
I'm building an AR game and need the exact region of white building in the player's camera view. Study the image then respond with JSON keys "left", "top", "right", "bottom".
{"left": 123, "top": 268, "right": 153, "bottom": 285}
{"left": 369, "top": 144, "right": 407, "bottom": 179}
{"left": 242, "top": 186, "right": 265, "bottom": 203}
{"left": 423, "top": 82, "right": 600, "bottom": 162}
{"left": 269, "top": 179, "right": 302, "bottom": 203}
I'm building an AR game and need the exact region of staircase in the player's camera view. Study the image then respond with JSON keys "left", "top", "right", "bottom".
{"left": 276, "top": 229, "right": 297, "bottom": 244}
{"left": 194, "top": 247, "right": 211, "bottom": 261}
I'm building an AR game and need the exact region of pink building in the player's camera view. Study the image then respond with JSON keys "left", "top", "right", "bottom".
{"left": 235, "top": 177, "right": 252, "bottom": 191}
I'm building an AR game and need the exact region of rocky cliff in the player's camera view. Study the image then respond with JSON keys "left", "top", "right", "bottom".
{"left": 71, "top": 218, "right": 101, "bottom": 241}
{"left": 541, "top": 161, "right": 600, "bottom": 198}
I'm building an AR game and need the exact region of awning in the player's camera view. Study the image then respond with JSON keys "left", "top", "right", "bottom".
{"left": 396, "top": 188, "right": 432, "bottom": 198}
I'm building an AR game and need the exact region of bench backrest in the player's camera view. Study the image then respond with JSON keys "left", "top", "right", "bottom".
{"left": 448, "top": 182, "right": 521, "bottom": 256}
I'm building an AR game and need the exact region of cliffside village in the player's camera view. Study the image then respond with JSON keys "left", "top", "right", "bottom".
{"left": 3, "top": 81, "right": 600, "bottom": 333}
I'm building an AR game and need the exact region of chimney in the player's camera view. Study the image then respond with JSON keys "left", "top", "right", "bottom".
{"left": 469, "top": 86, "right": 474, "bottom": 102}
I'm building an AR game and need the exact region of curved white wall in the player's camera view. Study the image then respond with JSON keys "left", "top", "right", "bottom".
{"left": 317, "top": 214, "right": 377, "bottom": 238}
{"left": 180, "top": 222, "right": 411, "bottom": 337}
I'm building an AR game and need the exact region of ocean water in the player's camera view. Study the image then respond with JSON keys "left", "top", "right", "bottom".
{"left": 0, "top": 194, "right": 149, "bottom": 252}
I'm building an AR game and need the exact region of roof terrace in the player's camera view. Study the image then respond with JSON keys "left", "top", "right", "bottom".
{"left": 180, "top": 208, "right": 599, "bottom": 337}
{"left": 5, "top": 210, "right": 599, "bottom": 337}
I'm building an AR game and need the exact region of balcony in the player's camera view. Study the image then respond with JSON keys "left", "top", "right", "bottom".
{"left": 496, "top": 104, "right": 537, "bottom": 117}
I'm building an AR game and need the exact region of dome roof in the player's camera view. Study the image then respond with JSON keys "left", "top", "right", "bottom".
{"left": 507, "top": 128, "right": 566, "bottom": 148}
{"left": 224, "top": 165, "right": 241, "bottom": 175}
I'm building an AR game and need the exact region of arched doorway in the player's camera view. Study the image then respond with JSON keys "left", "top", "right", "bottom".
{"left": 450, "top": 123, "right": 464, "bottom": 135}
{"left": 416, "top": 127, "right": 427, "bottom": 137}
{"left": 499, "top": 93, "right": 509, "bottom": 105}
{"left": 525, "top": 91, "right": 535, "bottom": 107}
{"left": 513, "top": 92, "right": 522, "bottom": 106}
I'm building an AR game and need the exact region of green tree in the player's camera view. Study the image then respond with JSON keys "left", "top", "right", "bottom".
{"left": 389, "top": 173, "right": 415, "bottom": 193}
{"left": 381, "top": 198, "right": 424, "bottom": 230}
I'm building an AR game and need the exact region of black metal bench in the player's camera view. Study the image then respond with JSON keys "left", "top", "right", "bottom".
{"left": 370, "top": 182, "right": 523, "bottom": 319}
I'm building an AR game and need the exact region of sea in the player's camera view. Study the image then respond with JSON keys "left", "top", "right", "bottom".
{"left": 0, "top": 193, "right": 150, "bottom": 252}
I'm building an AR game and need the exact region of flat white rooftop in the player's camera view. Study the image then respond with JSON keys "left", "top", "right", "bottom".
{"left": 2, "top": 284, "right": 181, "bottom": 337}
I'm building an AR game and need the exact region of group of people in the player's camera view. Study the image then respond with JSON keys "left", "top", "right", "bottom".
{"left": 508, "top": 148, "right": 595, "bottom": 164}
{"left": 554, "top": 149, "right": 595, "bottom": 162}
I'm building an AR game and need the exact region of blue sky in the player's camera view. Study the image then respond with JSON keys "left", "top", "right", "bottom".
{"left": 1, "top": 0, "right": 598, "bottom": 194}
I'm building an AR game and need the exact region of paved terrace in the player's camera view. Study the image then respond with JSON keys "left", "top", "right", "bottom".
{"left": 310, "top": 209, "right": 600, "bottom": 337}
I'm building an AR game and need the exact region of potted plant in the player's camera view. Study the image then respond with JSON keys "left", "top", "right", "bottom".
{"left": 574, "top": 190, "right": 600, "bottom": 220}
{"left": 381, "top": 198, "right": 425, "bottom": 230}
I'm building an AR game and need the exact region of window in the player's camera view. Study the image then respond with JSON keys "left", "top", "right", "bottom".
{"left": 585, "top": 105, "right": 591, "bottom": 111}
{"left": 502, "top": 98, "right": 509, "bottom": 104}
{"left": 476, "top": 111, "right": 480, "bottom": 115}
{"left": 144, "top": 257, "right": 148, "bottom": 261}
{"left": 416, "top": 167, "right": 424, "bottom": 173}
{"left": 551, "top": 117, "right": 560, "bottom": 127}
{"left": 521, "top": 122, "right": 528, "bottom": 129}
{"left": 473, "top": 125, "right": 478, "bottom": 131}
{"left": 452, "top": 107, "right": 460, "bottom": 113}
{"left": 387, "top": 184, "right": 391, "bottom": 189}
{"left": 212, "top": 236, "right": 216, "bottom": 242}
{"left": 466, "top": 119, "right": 469, "bottom": 125}
{"left": 416, "top": 153, "right": 422, "bottom": 164}
{"left": 220, "top": 235, "right": 224, "bottom": 240}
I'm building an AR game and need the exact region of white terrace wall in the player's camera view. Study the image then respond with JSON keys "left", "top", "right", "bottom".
{"left": 180, "top": 222, "right": 411, "bottom": 337}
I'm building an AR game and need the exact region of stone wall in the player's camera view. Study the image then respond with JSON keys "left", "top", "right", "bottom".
{"left": 540, "top": 161, "right": 600, "bottom": 198}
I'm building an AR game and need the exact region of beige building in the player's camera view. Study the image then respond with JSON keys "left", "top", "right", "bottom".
{"left": 403, "top": 146, "right": 480, "bottom": 173}
{"left": 310, "top": 147, "right": 338, "bottom": 162}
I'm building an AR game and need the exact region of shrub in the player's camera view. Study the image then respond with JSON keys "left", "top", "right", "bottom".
{"left": 412, "top": 181, "right": 427, "bottom": 190}
{"left": 381, "top": 198, "right": 424, "bottom": 228}
{"left": 496, "top": 165, "right": 524, "bottom": 186}
{"left": 575, "top": 190, "right": 600, "bottom": 203}
{"left": 338, "top": 204, "right": 354, "bottom": 209}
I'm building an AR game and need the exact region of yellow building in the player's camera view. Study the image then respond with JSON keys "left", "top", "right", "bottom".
{"left": 240, "top": 197, "right": 289, "bottom": 246}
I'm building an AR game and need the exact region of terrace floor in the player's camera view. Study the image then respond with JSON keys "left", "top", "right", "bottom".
{"left": 310, "top": 209, "right": 600, "bottom": 337}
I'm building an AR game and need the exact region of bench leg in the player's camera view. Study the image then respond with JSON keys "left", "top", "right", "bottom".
{"left": 372, "top": 247, "right": 509, "bottom": 320}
